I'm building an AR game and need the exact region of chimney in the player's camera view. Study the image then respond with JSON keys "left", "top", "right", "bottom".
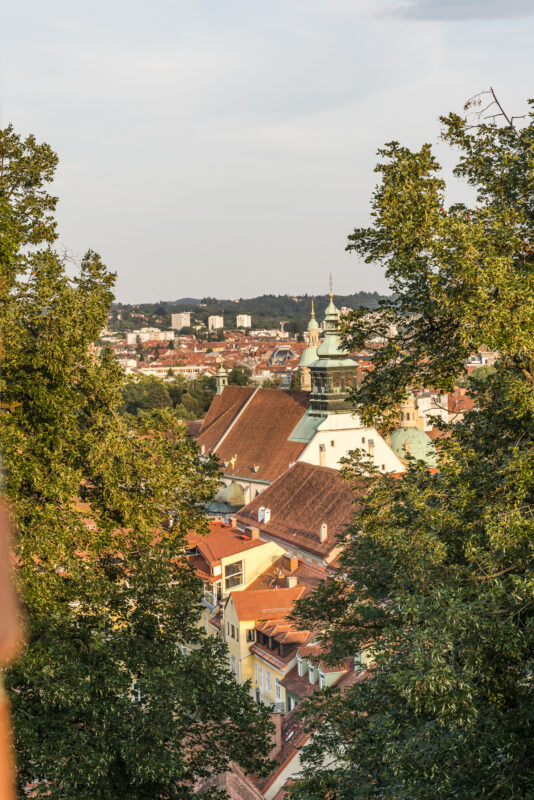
{"left": 263, "top": 508, "right": 271, "bottom": 524}
{"left": 319, "top": 522, "right": 328, "bottom": 542}
{"left": 230, "top": 516, "right": 237, "bottom": 528}
{"left": 268, "top": 712, "right": 283, "bottom": 760}
{"left": 286, "top": 575, "right": 298, "bottom": 588}
{"left": 282, "top": 554, "right": 298, "bottom": 573}
{"left": 249, "top": 527, "right": 260, "bottom": 540}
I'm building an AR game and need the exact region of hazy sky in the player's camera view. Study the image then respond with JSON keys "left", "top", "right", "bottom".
{"left": 1, "top": 0, "right": 533, "bottom": 302}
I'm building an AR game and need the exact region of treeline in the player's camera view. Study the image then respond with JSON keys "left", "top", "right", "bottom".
{"left": 110, "top": 291, "right": 389, "bottom": 333}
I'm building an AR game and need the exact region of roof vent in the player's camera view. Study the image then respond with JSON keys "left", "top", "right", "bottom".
{"left": 286, "top": 575, "right": 298, "bottom": 588}
{"left": 252, "top": 465, "right": 260, "bottom": 473}
{"left": 319, "top": 522, "right": 328, "bottom": 542}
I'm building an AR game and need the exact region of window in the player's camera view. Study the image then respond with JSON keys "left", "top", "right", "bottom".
{"left": 254, "top": 663, "right": 258, "bottom": 684}
{"left": 227, "top": 621, "right": 230, "bottom": 636}
{"left": 225, "top": 559, "right": 244, "bottom": 590}
{"left": 308, "top": 664, "right": 315, "bottom": 684}
{"left": 132, "top": 682, "right": 143, "bottom": 703}
{"left": 330, "top": 440, "right": 335, "bottom": 447}
{"left": 319, "top": 670, "right": 325, "bottom": 689}
{"left": 237, "top": 662, "right": 241, "bottom": 681}
{"left": 297, "top": 654, "right": 303, "bottom": 677}
{"left": 247, "top": 628, "right": 255, "bottom": 642}
{"left": 231, "top": 624, "right": 235, "bottom": 639}
{"left": 265, "top": 670, "right": 271, "bottom": 693}
{"left": 231, "top": 655, "right": 236, "bottom": 673}
{"left": 275, "top": 678, "right": 281, "bottom": 702}
{"left": 259, "top": 666, "right": 263, "bottom": 688}
{"left": 361, "top": 437, "right": 366, "bottom": 444}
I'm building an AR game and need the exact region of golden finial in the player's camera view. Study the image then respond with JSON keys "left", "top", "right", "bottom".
{"left": 329, "top": 272, "right": 333, "bottom": 298}
{"left": 311, "top": 298, "right": 315, "bottom": 317}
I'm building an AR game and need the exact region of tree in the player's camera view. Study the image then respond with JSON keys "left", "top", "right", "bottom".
{"left": 122, "top": 376, "right": 172, "bottom": 416}
{"left": 0, "top": 126, "right": 272, "bottom": 799}
{"left": 290, "top": 97, "right": 534, "bottom": 799}
{"left": 228, "top": 365, "right": 253, "bottom": 386}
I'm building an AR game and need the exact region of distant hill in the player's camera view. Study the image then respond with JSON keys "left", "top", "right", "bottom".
{"left": 111, "top": 292, "right": 390, "bottom": 334}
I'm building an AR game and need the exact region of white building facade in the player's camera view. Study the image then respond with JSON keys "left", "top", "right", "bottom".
{"left": 208, "top": 315, "right": 224, "bottom": 330}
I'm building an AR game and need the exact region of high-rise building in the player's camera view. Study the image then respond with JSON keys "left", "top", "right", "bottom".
{"left": 171, "top": 312, "right": 191, "bottom": 330}
{"left": 236, "top": 314, "right": 252, "bottom": 328}
{"left": 208, "top": 315, "right": 224, "bottom": 331}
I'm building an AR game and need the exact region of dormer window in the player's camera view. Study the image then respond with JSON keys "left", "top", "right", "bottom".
{"left": 308, "top": 664, "right": 315, "bottom": 685}
{"left": 319, "top": 669, "right": 325, "bottom": 689}
{"left": 297, "top": 653, "right": 303, "bottom": 677}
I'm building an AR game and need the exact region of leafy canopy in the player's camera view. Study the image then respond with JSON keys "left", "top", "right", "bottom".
{"left": 291, "top": 100, "right": 534, "bottom": 799}
{"left": 0, "top": 125, "right": 272, "bottom": 800}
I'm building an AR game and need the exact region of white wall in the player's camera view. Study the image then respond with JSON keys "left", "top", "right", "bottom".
{"left": 298, "top": 413, "right": 405, "bottom": 474}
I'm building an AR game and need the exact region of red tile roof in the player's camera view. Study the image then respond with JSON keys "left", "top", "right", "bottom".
{"left": 197, "top": 386, "right": 256, "bottom": 452}
{"left": 198, "top": 386, "right": 310, "bottom": 483}
{"left": 235, "top": 461, "right": 364, "bottom": 558}
{"left": 186, "top": 522, "right": 266, "bottom": 564}
{"left": 230, "top": 586, "right": 305, "bottom": 621}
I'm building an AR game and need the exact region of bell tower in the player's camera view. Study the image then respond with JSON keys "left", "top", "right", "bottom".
{"left": 215, "top": 362, "right": 228, "bottom": 395}
{"left": 308, "top": 284, "right": 358, "bottom": 416}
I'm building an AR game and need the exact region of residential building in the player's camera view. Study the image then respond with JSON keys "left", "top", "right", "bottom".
{"left": 171, "top": 311, "right": 191, "bottom": 330}
{"left": 186, "top": 522, "right": 285, "bottom": 616}
{"left": 222, "top": 555, "right": 325, "bottom": 710}
{"left": 125, "top": 327, "right": 174, "bottom": 345}
{"left": 208, "top": 315, "right": 224, "bottom": 331}
{"left": 236, "top": 314, "right": 252, "bottom": 328}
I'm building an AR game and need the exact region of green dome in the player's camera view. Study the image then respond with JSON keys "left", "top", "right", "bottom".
{"left": 299, "top": 345, "right": 318, "bottom": 368}
{"left": 308, "top": 316, "right": 319, "bottom": 332}
{"left": 390, "top": 427, "right": 438, "bottom": 466}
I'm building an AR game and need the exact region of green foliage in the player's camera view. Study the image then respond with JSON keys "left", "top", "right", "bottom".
{"left": 262, "top": 377, "right": 284, "bottom": 389}
{"left": 343, "top": 108, "right": 534, "bottom": 429}
{"left": 228, "top": 365, "right": 253, "bottom": 386}
{"left": 0, "top": 126, "right": 272, "bottom": 799}
{"left": 290, "top": 103, "right": 534, "bottom": 798}
{"left": 121, "top": 375, "right": 215, "bottom": 420}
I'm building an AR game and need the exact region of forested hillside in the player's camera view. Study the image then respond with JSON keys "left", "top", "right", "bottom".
{"left": 110, "top": 291, "right": 389, "bottom": 333}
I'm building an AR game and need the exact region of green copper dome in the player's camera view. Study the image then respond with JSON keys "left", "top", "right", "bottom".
{"left": 313, "top": 293, "right": 354, "bottom": 366}
{"left": 299, "top": 345, "right": 318, "bottom": 368}
{"left": 390, "top": 427, "right": 438, "bottom": 467}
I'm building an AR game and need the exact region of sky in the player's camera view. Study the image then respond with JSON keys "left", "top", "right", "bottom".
{"left": 1, "top": 0, "right": 533, "bottom": 303}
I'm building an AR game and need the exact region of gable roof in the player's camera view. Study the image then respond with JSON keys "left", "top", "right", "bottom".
{"left": 199, "top": 386, "right": 311, "bottom": 483}
{"left": 187, "top": 522, "right": 266, "bottom": 564}
{"left": 230, "top": 586, "right": 305, "bottom": 621}
{"left": 235, "top": 461, "right": 364, "bottom": 558}
{"left": 197, "top": 386, "right": 256, "bottom": 452}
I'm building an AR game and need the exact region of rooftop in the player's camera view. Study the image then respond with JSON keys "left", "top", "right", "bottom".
{"left": 186, "top": 522, "right": 266, "bottom": 564}
{"left": 235, "top": 461, "right": 364, "bottom": 558}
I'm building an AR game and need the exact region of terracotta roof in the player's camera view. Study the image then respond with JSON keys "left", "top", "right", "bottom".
{"left": 187, "top": 522, "right": 266, "bottom": 564}
{"left": 230, "top": 586, "right": 305, "bottom": 621}
{"left": 235, "top": 461, "right": 364, "bottom": 558}
{"left": 197, "top": 386, "right": 256, "bottom": 451}
{"left": 447, "top": 390, "right": 475, "bottom": 414}
{"left": 200, "top": 387, "right": 310, "bottom": 483}
{"left": 185, "top": 419, "right": 203, "bottom": 438}
{"left": 248, "top": 556, "right": 326, "bottom": 593}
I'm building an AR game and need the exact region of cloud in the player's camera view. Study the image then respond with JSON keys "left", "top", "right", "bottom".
{"left": 386, "top": 0, "right": 534, "bottom": 20}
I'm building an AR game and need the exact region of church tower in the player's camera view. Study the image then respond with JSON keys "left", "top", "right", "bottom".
{"left": 298, "top": 300, "right": 320, "bottom": 391}
{"left": 308, "top": 288, "right": 358, "bottom": 416}
{"left": 215, "top": 362, "right": 228, "bottom": 395}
